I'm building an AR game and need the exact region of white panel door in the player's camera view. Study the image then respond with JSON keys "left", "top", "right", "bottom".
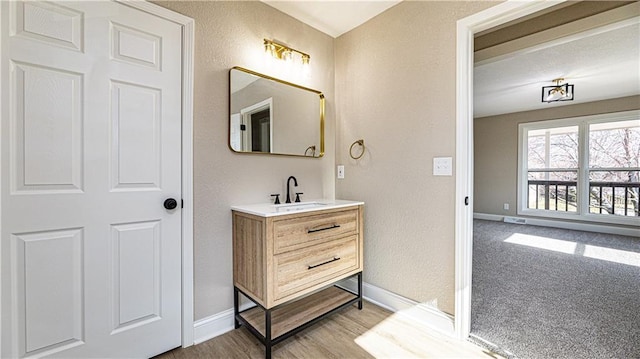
{"left": 1, "top": 1, "right": 183, "bottom": 357}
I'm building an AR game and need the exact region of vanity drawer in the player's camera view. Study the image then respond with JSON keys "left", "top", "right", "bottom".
{"left": 274, "top": 235, "right": 359, "bottom": 301}
{"left": 273, "top": 209, "right": 358, "bottom": 254}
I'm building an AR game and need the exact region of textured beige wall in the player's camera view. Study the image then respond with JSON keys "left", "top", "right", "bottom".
{"left": 474, "top": 95, "right": 640, "bottom": 221}
{"left": 154, "top": 1, "right": 335, "bottom": 320}
{"left": 335, "top": 1, "right": 497, "bottom": 315}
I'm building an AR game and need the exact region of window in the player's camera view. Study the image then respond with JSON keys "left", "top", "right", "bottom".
{"left": 526, "top": 125, "right": 579, "bottom": 212}
{"left": 518, "top": 110, "right": 640, "bottom": 225}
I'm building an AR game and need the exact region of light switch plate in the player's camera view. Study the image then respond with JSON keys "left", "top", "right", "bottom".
{"left": 337, "top": 165, "right": 345, "bottom": 179}
{"left": 433, "top": 157, "right": 453, "bottom": 176}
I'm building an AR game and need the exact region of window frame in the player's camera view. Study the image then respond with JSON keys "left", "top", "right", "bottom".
{"left": 517, "top": 109, "right": 640, "bottom": 226}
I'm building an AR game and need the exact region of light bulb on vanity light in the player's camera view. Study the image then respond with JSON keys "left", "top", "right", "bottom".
{"left": 262, "top": 39, "right": 311, "bottom": 71}
{"left": 264, "top": 40, "right": 275, "bottom": 57}
{"left": 263, "top": 40, "right": 276, "bottom": 64}
{"left": 287, "top": 50, "right": 295, "bottom": 61}
{"left": 301, "top": 54, "right": 310, "bottom": 78}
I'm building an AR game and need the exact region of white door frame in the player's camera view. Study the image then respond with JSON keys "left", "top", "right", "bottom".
{"left": 454, "top": 0, "right": 567, "bottom": 340}
{"left": 121, "top": 1, "right": 195, "bottom": 347}
{"left": 241, "top": 97, "right": 273, "bottom": 152}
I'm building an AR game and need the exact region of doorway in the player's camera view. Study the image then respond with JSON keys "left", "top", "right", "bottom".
{"left": 456, "top": 0, "right": 640, "bottom": 348}
{"left": 454, "top": 0, "right": 565, "bottom": 340}
{"left": 239, "top": 97, "right": 273, "bottom": 153}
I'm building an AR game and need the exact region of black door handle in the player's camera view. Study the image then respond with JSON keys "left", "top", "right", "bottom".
{"left": 164, "top": 198, "right": 178, "bottom": 210}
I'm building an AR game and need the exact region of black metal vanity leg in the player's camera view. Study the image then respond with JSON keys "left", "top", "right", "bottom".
{"left": 265, "top": 309, "right": 272, "bottom": 359}
{"left": 358, "top": 272, "right": 363, "bottom": 310}
{"left": 234, "top": 287, "right": 240, "bottom": 329}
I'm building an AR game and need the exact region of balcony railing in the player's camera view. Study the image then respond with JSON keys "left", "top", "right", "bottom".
{"left": 590, "top": 181, "right": 640, "bottom": 216}
{"left": 528, "top": 180, "right": 577, "bottom": 212}
{"left": 528, "top": 180, "right": 640, "bottom": 216}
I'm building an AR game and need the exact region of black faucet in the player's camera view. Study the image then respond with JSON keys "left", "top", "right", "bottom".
{"left": 285, "top": 176, "right": 298, "bottom": 203}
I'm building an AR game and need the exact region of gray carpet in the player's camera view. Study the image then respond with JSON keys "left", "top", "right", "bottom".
{"left": 471, "top": 219, "right": 640, "bottom": 359}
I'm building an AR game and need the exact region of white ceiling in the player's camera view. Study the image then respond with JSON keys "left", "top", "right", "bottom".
{"left": 260, "top": 1, "right": 639, "bottom": 118}
{"left": 475, "top": 20, "right": 640, "bottom": 118}
{"left": 261, "top": 0, "right": 401, "bottom": 38}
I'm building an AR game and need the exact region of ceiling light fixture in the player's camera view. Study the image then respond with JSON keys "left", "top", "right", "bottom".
{"left": 542, "top": 78, "right": 574, "bottom": 103}
{"left": 264, "top": 39, "right": 310, "bottom": 67}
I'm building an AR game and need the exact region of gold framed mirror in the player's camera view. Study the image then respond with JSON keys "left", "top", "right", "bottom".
{"left": 229, "top": 67, "right": 324, "bottom": 157}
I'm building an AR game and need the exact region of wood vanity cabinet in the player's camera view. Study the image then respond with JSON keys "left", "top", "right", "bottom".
{"left": 232, "top": 204, "right": 364, "bottom": 359}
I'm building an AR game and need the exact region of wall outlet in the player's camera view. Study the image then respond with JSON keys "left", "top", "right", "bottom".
{"left": 337, "top": 165, "right": 345, "bottom": 179}
{"left": 433, "top": 157, "right": 453, "bottom": 176}
{"left": 503, "top": 203, "right": 510, "bottom": 210}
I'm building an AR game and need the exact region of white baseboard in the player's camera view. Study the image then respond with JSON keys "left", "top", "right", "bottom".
{"left": 473, "top": 213, "right": 503, "bottom": 221}
{"left": 193, "top": 308, "right": 234, "bottom": 345}
{"left": 193, "top": 302, "right": 256, "bottom": 345}
{"left": 473, "top": 212, "right": 639, "bottom": 237}
{"left": 193, "top": 281, "right": 455, "bottom": 344}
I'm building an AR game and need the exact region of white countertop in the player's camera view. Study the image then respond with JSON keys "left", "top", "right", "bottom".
{"left": 231, "top": 199, "right": 364, "bottom": 217}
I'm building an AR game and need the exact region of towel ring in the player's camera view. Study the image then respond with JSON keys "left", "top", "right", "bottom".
{"left": 304, "top": 145, "right": 316, "bottom": 157}
{"left": 349, "top": 139, "right": 365, "bottom": 160}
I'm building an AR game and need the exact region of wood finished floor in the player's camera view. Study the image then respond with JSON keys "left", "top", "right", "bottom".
{"left": 155, "top": 301, "right": 504, "bottom": 359}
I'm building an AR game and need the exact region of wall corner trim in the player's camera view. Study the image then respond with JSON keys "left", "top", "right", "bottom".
{"left": 193, "top": 281, "right": 455, "bottom": 345}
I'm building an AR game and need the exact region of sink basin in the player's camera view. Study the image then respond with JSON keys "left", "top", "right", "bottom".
{"left": 231, "top": 199, "right": 364, "bottom": 217}
{"left": 274, "top": 201, "right": 327, "bottom": 212}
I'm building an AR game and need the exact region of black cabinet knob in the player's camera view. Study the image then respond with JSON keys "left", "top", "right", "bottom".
{"left": 164, "top": 198, "right": 178, "bottom": 210}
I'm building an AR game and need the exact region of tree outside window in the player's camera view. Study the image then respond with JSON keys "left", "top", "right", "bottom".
{"left": 588, "top": 120, "right": 640, "bottom": 216}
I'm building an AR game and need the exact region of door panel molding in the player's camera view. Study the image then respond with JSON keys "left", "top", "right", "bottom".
{"left": 111, "top": 220, "right": 161, "bottom": 333}
{"left": 12, "top": 1, "right": 84, "bottom": 52}
{"left": 13, "top": 228, "right": 84, "bottom": 357}
{"left": 10, "top": 61, "right": 84, "bottom": 194}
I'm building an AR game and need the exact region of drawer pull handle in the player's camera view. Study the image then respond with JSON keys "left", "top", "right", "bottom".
{"left": 307, "top": 224, "right": 340, "bottom": 233}
{"left": 308, "top": 257, "right": 341, "bottom": 270}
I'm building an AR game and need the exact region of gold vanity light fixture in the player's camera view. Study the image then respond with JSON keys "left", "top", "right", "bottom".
{"left": 542, "top": 78, "right": 574, "bottom": 103}
{"left": 264, "top": 39, "right": 310, "bottom": 66}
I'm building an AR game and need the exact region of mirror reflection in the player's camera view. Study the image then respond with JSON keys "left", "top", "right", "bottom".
{"left": 229, "top": 67, "right": 324, "bottom": 157}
